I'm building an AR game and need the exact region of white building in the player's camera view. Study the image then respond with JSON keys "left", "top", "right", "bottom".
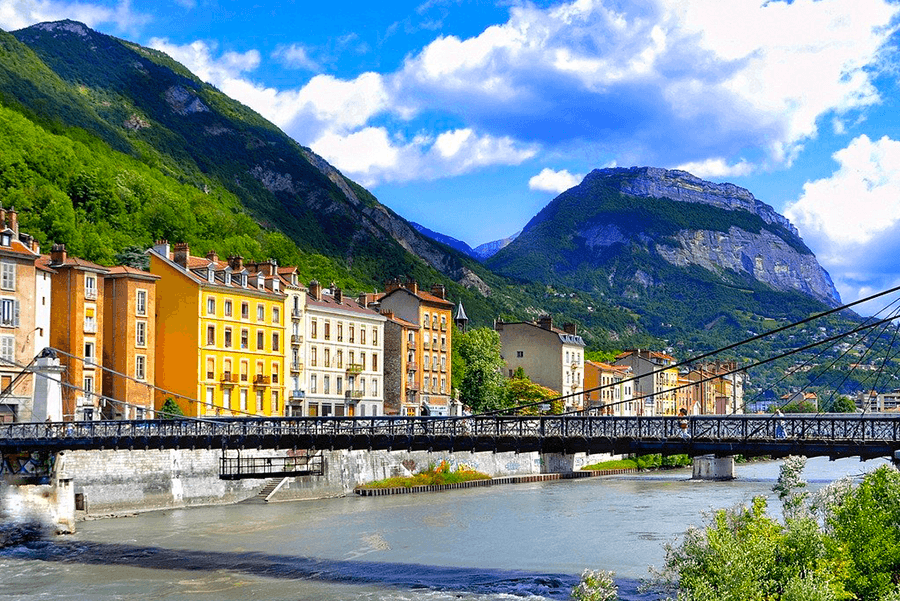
{"left": 302, "top": 281, "right": 386, "bottom": 417}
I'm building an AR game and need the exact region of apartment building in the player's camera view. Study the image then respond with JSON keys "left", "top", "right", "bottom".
{"left": 584, "top": 361, "right": 635, "bottom": 416}
{"left": 149, "top": 242, "right": 286, "bottom": 418}
{"left": 496, "top": 315, "right": 585, "bottom": 412}
{"left": 303, "top": 281, "right": 385, "bottom": 417}
{"left": 380, "top": 311, "right": 420, "bottom": 415}
{"left": 0, "top": 209, "right": 47, "bottom": 422}
{"left": 377, "top": 279, "right": 454, "bottom": 416}
{"left": 102, "top": 266, "right": 159, "bottom": 419}
{"left": 613, "top": 349, "right": 679, "bottom": 416}
{"left": 275, "top": 266, "right": 307, "bottom": 417}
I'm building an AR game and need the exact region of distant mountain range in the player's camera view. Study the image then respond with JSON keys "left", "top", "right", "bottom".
{"left": 410, "top": 222, "right": 519, "bottom": 261}
{"left": 3, "top": 20, "right": 879, "bottom": 395}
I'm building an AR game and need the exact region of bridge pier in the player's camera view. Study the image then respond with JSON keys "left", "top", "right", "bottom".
{"left": 692, "top": 455, "right": 735, "bottom": 481}
{"left": 893, "top": 450, "right": 900, "bottom": 469}
{"left": 4, "top": 451, "right": 75, "bottom": 534}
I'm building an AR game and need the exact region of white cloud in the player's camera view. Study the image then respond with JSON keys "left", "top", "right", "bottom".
{"left": 785, "top": 135, "right": 900, "bottom": 249}
{"left": 0, "top": 0, "right": 149, "bottom": 34}
{"left": 272, "top": 43, "right": 318, "bottom": 71}
{"left": 784, "top": 135, "right": 900, "bottom": 307}
{"left": 675, "top": 158, "right": 754, "bottom": 179}
{"left": 528, "top": 168, "right": 583, "bottom": 193}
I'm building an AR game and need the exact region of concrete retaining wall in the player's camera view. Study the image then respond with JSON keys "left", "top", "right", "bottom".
{"left": 65, "top": 448, "right": 619, "bottom": 516}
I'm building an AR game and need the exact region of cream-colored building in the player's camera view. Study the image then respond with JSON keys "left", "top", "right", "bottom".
{"left": 496, "top": 315, "right": 585, "bottom": 412}
{"left": 302, "top": 281, "right": 385, "bottom": 417}
{"left": 613, "top": 349, "right": 679, "bottom": 416}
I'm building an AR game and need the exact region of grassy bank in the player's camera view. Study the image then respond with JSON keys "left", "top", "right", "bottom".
{"left": 357, "top": 461, "right": 491, "bottom": 490}
{"left": 583, "top": 454, "right": 692, "bottom": 471}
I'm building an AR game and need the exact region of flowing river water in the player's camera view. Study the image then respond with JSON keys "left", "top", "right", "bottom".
{"left": 0, "top": 456, "right": 890, "bottom": 601}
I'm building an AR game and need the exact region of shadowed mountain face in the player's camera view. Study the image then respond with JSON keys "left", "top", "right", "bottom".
{"left": 487, "top": 167, "right": 841, "bottom": 309}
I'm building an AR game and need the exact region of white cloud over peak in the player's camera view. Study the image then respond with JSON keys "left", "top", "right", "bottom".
{"left": 0, "top": 0, "right": 149, "bottom": 34}
{"left": 529, "top": 168, "right": 584, "bottom": 193}
{"left": 675, "top": 158, "right": 754, "bottom": 179}
{"left": 272, "top": 43, "right": 319, "bottom": 71}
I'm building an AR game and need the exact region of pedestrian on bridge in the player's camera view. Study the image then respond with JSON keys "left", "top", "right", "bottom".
{"left": 775, "top": 409, "right": 786, "bottom": 439}
{"left": 678, "top": 408, "right": 690, "bottom": 439}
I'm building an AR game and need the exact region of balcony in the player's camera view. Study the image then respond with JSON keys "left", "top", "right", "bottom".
{"left": 431, "top": 341, "right": 439, "bottom": 350}
{"left": 291, "top": 334, "right": 301, "bottom": 345}
{"left": 290, "top": 389, "right": 305, "bottom": 399}
{"left": 220, "top": 372, "right": 236, "bottom": 385}
{"left": 407, "top": 340, "right": 416, "bottom": 350}
{"left": 440, "top": 323, "right": 446, "bottom": 331}
{"left": 346, "top": 363, "right": 363, "bottom": 374}
{"left": 253, "top": 375, "right": 271, "bottom": 387}
{"left": 406, "top": 362, "right": 418, "bottom": 372}
{"left": 345, "top": 390, "right": 364, "bottom": 399}
{"left": 84, "top": 357, "right": 98, "bottom": 369}
{"left": 84, "top": 288, "right": 97, "bottom": 300}
{"left": 440, "top": 365, "right": 446, "bottom": 372}
{"left": 290, "top": 361, "right": 302, "bottom": 374}
{"left": 291, "top": 308, "right": 302, "bottom": 319}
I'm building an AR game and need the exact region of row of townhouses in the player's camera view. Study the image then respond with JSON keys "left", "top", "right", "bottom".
{"left": 0, "top": 203, "right": 742, "bottom": 422}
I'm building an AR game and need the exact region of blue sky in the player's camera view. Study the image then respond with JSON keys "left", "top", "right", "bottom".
{"left": 3, "top": 0, "right": 900, "bottom": 309}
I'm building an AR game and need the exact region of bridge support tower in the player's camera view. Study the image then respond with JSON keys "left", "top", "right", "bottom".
{"left": 4, "top": 451, "right": 75, "bottom": 534}
{"left": 692, "top": 455, "right": 735, "bottom": 481}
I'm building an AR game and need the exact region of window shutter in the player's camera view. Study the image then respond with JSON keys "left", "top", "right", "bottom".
{"left": 13, "top": 300, "right": 19, "bottom": 327}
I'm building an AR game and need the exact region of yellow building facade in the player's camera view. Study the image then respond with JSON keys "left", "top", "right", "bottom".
{"left": 149, "top": 242, "right": 286, "bottom": 418}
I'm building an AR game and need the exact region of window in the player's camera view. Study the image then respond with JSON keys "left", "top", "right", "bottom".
{"left": 372, "top": 379, "right": 378, "bottom": 397}
{"left": 207, "top": 296, "right": 216, "bottom": 315}
{"left": 336, "top": 376, "right": 343, "bottom": 394}
{"left": 310, "top": 374, "right": 317, "bottom": 393}
{"left": 84, "top": 275, "right": 96, "bottom": 299}
{"left": 324, "top": 375, "right": 330, "bottom": 394}
{"left": 337, "top": 322, "right": 343, "bottom": 341}
{"left": 224, "top": 327, "right": 232, "bottom": 348}
{"left": 136, "top": 289, "right": 147, "bottom": 316}
{"left": 206, "top": 357, "right": 215, "bottom": 380}
{"left": 223, "top": 388, "right": 231, "bottom": 410}
{"left": 372, "top": 353, "right": 377, "bottom": 371}
{"left": 359, "top": 378, "right": 366, "bottom": 396}
{"left": 83, "top": 375, "right": 94, "bottom": 401}
{"left": 424, "top": 355, "right": 430, "bottom": 369}
{"left": 360, "top": 328, "right": 366, "bottom": 345}
{"left": 257, "top": 303, "right": 265, "bottom": 321}
{"left": 256, "top": 330, "right": 264, "bottom": 350}
{"left": 136, "top": 355, "right": 147, "bottom": 381}
{"left": 516, "top": 350, "right": 524, "bottom": 358}
{"left": 272, "top": 307, "right": 280, "bottom": 324}
{"left": 224, "top": 299, "right": 232, "bottom": 317}
{"left": 206, "top": 325, "right": 215, "bottom": 346}
{"left": 240, "top": 361, "right": 248, "bottom": 382}
{"left": 336, "top": 350, "right": 343, "bottom": 368}
{"left": 272, "top": 363, "right": 279, "bottom": 384}
{"left": 272, "top": 332, "right": 280, "bottom": 352}
{"left": 136, "top": 321, "right": 147, "bottom": 347}
{"left": 271, "top": 391, "right": 279, "bottom": 414}
{"left": 310, "top": 347, "right": 317, "bottom": 367}
{"left": 440, "top": 377, "right": 446, "bottom": 393}
{"left": 84, "top": 341, "right": 96, "bottom": 366}
{"left": 324, "top": 348, "right": 331, "bottom": 368}
{"left": 423, "top": 312, "right": 430, "bottom": 328}
{"left": 360, "top": 352, "right": 366, "bottom": 370}
{"left": 241, "top": 329, "right": 248, "bottom": 349}
{"left": 311, "top": 320, "right": 317, "bottom": 339}
{"left": 241, "top": 302, "right": 249, "bottom": 319}
{"left": 0, "top": 299, "right": 19, "bottom": 327}
{"left": 373, "top": 328, "right": 378, "bottom": 345}
{"left": 240, "top": 388, "right": 248, "bottom": 411}
{"left": 324, "top": 321, "right": 331, "bottom": 340}
{"left": 349, "top": 325, "right": 355, "bottom": 343}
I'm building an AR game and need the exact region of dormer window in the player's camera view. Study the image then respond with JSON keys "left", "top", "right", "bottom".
{"left": 224, "top": 271, "right": 231, "bottom": 285}
{"left": 207, "top": 267, "right": 215, "bottom": 283}
{"left": 291, "top": 274, "right": 298, "bottom": 286}
{"left": 240, "top": 273, "right": 247, "bottom": 287}
{"left": 272, "top": 279, "right": 279, "bottom": 292}
{"left": 256, "top": 273, "right": 264, "bottom": 290}
{"left": 0, "top": 234, "right": 10, "bottom": 247}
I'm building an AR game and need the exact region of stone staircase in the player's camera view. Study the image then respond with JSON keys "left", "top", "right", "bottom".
{"left": 241, "top": 477, "right": 288, "bottom": 504}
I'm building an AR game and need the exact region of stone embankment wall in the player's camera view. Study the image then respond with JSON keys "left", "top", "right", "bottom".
{"left": 64, "top": 448, "right": 617, "bottom": 516}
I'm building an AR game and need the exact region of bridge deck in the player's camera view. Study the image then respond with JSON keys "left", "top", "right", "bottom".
{"left": 2, "top": 415, "right": 899, "bottom": 460}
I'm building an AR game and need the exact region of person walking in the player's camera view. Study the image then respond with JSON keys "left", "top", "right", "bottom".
{"left": 678, "top": 407, "right": 690, "bottom": 439}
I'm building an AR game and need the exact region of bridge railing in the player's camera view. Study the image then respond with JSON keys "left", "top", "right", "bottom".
{"left": 1, "top": 414, "right": 900, "bottom": 446}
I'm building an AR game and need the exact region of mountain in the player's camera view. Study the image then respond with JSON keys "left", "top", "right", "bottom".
{"left": 411, "top": 223, "right": 520, "bottom": 261}
{"left": 1, "top": 21, "right": 493, "bottom": 303}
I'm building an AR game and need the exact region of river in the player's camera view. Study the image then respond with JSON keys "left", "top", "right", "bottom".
{"left": 0, "top": 456, "right": 890, "bottom": 601}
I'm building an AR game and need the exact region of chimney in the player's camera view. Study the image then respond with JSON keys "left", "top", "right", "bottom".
{"left": 0, "top": 207, "right": 6, "bottom": 231}
{"left": 7, "top": 208, "right": 17, "bottom": 235}
{"left": 404, "top": 278, "right": 418, "bottom": 295}
{"left": 50, "top": 243, "right": 67, "bottom": 266}
{"left": 563, "top": 323, "right": 577, "bottom": 335}
{"left": 334, "top": 287, "right": 343, "bottom": 303}
{"left": 358, "top": 292, "right": 376, "bottom": 308}
{"left": 538, "top": 315, "right": 553, "bottom": 330}
{"left": 431, "top": 284, "right": 446, "bottom": 299}
{"left": 173, "top": 242, "right": 190, "bottom": 268}
{"left": 309, "top": 280, "right": 321, "bottom": 301}
{"left": 227, "top": 255, "right": 244, "bottom": 272}
{"left": 206, "top": 250, "right": 219, "bottom": 263}
{"left": 258, "top": 258, "right": 277, "bottom": 276}
{"left": 152, "top": 239, "right": 170, "bottom": 258}
{"left": 384, "top": 278, "right": 401, "bottom": 293}
{"left": 381, "top": 310, "right": 394, "bottom": 320}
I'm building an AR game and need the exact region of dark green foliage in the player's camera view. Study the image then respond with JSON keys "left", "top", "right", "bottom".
{"left": 157, "top": 397, "right": 184, "bottom": 419}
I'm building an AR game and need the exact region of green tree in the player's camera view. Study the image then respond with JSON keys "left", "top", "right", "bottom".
{"left": 455, "top": 327, "right": 508, "bottom": 413}
{"left": 828, "top": 396, "right": 857, "bottom": 413}
{"left": 505, "top": 368, "right": 560, "bottom": 415}
{"left": 157, "top": 397, "right": 185, "bottom": 419}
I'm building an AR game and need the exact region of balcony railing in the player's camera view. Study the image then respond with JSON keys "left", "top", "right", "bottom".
{"left": 290, "top": 389, "right": 305, "bottom": 399}
{"left": 83, "top": 319, "right": 97, "bottom": 333}
{"left": 407, "top": 362, "right": 418, "bottom": 372}
{"left": 291, "top": 308, "right": 302, "bottom": 319}
{"left": 253, "top": 375, "right": 271, "bottom": 386}
{"left": 440, "top": 365, "right": 446, "bottom": 372}
{"left": 290, "top": 362, "right": 302, "bottom": 373}
{"left": 441, "top": 344, "right": 446, "bottom": 351}
{"left": 84, "top": 357, "right": 98, "bottom": 369}
{"left": 407, "top": 340, "right": 416, "bottom": 350}
{"left": 220, "top": 372, "right": 236, "bottom": 384}
{"left": 345, "top": 390, "right": 364, "bottom": 399}
{"left": 291, "top": 334, "right": 301, "bottom": 345}
{"left": 84, "top": 288, "right": 97, "bottom": 300}
{"left": 346, "top": 363, "right": 363, "bottom": 374}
